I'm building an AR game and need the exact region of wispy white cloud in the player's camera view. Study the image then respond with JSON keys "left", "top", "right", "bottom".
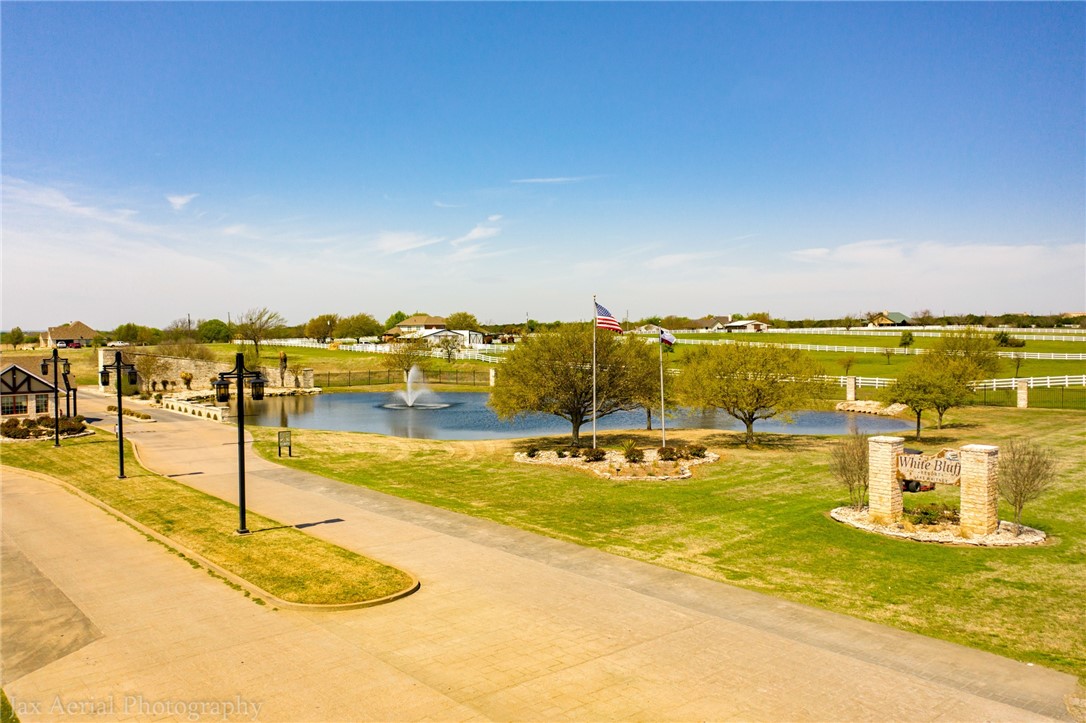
{"left": 487, "top": 214, "right": 503, "bottom": 222}
{"left": 644, "top": 251, "right": 722, "bottom": 270}
{"left": 434, "top": 200, "right": 463, "bottom": 208}
{"left": 166, "top": 193, "right": 198, "bottom": 211}
{"left": 451, "top": 223, "right": 501, "bottom": 246}
{"left": 373, "top": 230, "right": 445, "bottom": 255}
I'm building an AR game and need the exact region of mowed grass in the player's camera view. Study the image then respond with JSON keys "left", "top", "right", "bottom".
{"left": 250, "top": 406, "right": 1086, "bottom": 678}
{"left": 1, "top": 431, "right": 413, "bottom": 605}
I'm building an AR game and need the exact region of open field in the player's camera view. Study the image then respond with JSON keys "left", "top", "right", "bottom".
{"left": 251, "top": 406, "right": 1086, "bottom": 679}
{"left": 0, "top": 430, "right": 413, "bottom": 605}
{"left": 678, "top": 331, "right": 1086, "bottom": 354}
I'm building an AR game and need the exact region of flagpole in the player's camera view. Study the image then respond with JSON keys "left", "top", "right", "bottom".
{"left": 592, "top": 294, "right": 598, "bottom": 449}
{"left": 659, "top": 331, "right": 666, "bottom": 448}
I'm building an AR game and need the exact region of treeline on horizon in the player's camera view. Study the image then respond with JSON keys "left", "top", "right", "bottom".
{"left": 4, "top": 308, "right": 1084, "bottom": 349}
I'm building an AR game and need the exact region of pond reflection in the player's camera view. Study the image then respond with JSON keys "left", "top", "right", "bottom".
{"left": 230, "top": 392, "right": 912, "bottom": 441}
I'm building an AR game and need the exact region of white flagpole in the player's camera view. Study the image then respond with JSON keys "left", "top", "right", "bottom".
{"left": 659, "top": 331, "right": 666, "bottom": 448}
{"left": 592, "top": 295, "right": 598, "bottom": 449}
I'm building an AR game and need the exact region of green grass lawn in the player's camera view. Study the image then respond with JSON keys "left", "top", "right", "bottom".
{"left": 250, "top": 406, "right": 1086, "bottom": 679}
{"left": 1, "top": 431, "right": 413, "bottom": 605}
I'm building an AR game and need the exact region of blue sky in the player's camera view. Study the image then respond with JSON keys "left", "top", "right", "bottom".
{"left": 3, "top": 2, "right": 1083, "bottom": 330}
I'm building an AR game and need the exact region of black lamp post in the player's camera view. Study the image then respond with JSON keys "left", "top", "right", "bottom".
{"left": 40, "top": 348, "right": 71, "bottom": 448}
{"left": 214, "top": 352, "right": 267, "bottom": 535}
{"left": 99, "top": 351, "right": 139, "bottom": 478}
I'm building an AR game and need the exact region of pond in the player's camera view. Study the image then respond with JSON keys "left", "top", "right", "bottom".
{"left": 231, "top": 392, "right": 912, "bottom": 441}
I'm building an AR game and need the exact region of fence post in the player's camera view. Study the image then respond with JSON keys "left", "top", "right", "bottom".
{"left": 846, "top": 376, "right": 857, "bottom": 402}
{"left": 1016, "top": 380, "right": 1028, "bottom": 409}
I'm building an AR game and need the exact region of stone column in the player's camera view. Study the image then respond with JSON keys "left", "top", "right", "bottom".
{"left": 302, "top": 368, "right": 314, "bottom": 389}
{"left": 960, "top": 444, "right": 999, "bottom": 537}
{"left": 868, "top": 436, "right": 904, "bottom": 524}
{"left": 490, "top": 368, "right": 496, "bottom": 387}
{"left": 1016, "top": 380, "right": 1029, "bottom": 409}
{"left": 846, "top": 376, "right": 857, "bottom": 402}
{"left": 97, "top": 348, "right": 109, "bottom": 393}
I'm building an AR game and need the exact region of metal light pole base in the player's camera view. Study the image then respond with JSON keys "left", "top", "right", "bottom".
{"left": 234, "top": 529, "right": 252, "bottom": 536}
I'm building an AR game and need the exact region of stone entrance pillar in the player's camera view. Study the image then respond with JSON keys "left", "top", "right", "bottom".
{"left": 1016, "top": 380, "right": 1029, "bottom": 409}
{"left": 960, "top": 444, "right": 999, "bottom": 537}
{"left": 846, "top": 376, "right": 857, "bottom": 402}
{"left": 490, "top": 368, "right": 497, "bottom": 387}
{"left": 868, "top": 436, "right": 904, "bottom": 524}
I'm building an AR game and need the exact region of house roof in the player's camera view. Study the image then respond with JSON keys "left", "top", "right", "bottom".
{"left": 724, "top": 319, "right": 768, "bottom": 328}
{"left": 692, "top": 315, "right": 730, "bottom": 327}
{"left": 1, "top": 364, "right": 59, "bottom": 395}
{"left": 885, "top": 312, "right": 911, "bottom": 324}
{"left": 47, "top": 321, "right": 98, "bottom": 339}
{"left": 398, "top": 315, "right": 447, "bottom": 328}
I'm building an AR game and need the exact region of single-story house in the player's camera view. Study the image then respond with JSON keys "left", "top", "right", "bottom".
{"left": 724, "top": 319, "right": 770, "bottom": 333}
{"left": 868, "top": 312, "right": 912, "bottom": 327}
{"left": 1, "top": 364, "right": 59, "bottom": 418}
{"left": 689, "top": 316, "right": 732, "bottom": 333}
{"left": 418, "top": 329, "right": 485, "bottom": 346}
{"left": 633, "top": 324, "right": 663, "bottom": 335}
{"left": 40, "top": 321, "right": 98, "bottom": 349}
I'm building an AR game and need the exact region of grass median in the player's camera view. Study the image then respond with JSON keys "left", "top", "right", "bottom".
{"left": 1, "top": 430, "right": 413, "bottom": 606}
{"left": 250, "top": 406, "right": 1085, "bottom": 679}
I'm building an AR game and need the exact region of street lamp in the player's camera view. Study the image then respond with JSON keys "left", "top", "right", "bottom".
{"left": 215, "top": 352, "right": 267, "bottom": 535}
{"left": 99, "top": 351, "right": 139, "bottom": 478}
{"left": 40, "top": 348, "right": 71, "bottom": 448}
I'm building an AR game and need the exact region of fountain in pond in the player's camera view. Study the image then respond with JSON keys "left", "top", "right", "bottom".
{"left": 382, "top": 364, "right": 450, "bottom": 410}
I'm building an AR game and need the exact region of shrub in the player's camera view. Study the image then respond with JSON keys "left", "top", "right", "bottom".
{"left": 154, "top": 393, "right": 163, "bottom": 403}
{"left": 1, "top": 418, "right": 21, "bottom": 434}
{"left": 22, "top": 416, "right": 38, "bottom": 428}
{"left": 37, "top": 415, "right": 56, "bottom": 429}
{"left": 569, "top": 446, "right": 582, "bottom": 458}
{"left": 2, "top": 424, "right": 30, "bottom": 439}
{"left": 905, "top": 503, "right": 959, "bottom": 526}
{"left": 556, "top": 449, "right": 567, "bottom": 458}
{"left": 657, "top": 446, "right": 680, "bottom": 461}
{"left": 58, "top": 418, "right": 86, "bottom": 434}
{"left": 526, "top": 446, "right": 539, "bottom": 458}
{"left": 687, "top": 444, "right": 707, "bottom": 458}
{"left": 621, "top": 440, "right": 643, "bottom": 463}
{"left": 585, "top": 448, "right": 607, "bottom": 462}
{"left": 180, "top": 371, "right": 194, "bottom": 390}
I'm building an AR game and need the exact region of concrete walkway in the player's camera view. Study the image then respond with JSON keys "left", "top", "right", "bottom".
{"left": 2, "top": 391, "right": 1078, "bottom": 721}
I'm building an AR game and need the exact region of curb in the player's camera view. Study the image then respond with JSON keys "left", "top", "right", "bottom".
{"left": 2, "top": 464, "right": 421, "bottom": 612}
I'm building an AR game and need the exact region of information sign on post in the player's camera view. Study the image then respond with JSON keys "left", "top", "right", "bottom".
{"left": 278, "top": 430, "right": 292, "bottom": 458}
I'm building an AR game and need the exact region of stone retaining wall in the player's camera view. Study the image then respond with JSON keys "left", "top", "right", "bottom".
{"left": 98, "top": 349, "right": 313, "bottom": 393}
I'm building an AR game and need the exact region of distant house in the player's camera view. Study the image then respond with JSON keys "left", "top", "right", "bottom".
{"left": 388, "top": 315, "right": 447, "bottom": 337}
{"left": 40, "top": 321, "right": 98, "bottom": 349}
{"left": 1, "top": 364, "right": 59, "bottom": 418}
{"left": 868, "top": 312, "right": 912, "bottom": 327}
{"left": 694, "top": 316, "right": 732, "bottom": 333}
{"left": 724, "top": 319, "right": 770, "bottom": 333}
{"left": 633, "top": 323, "right": 664, "bottom": 335}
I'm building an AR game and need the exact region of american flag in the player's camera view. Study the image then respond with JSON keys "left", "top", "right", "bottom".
{"left": 595, "top": 302, "right": 623, "bottom": 333}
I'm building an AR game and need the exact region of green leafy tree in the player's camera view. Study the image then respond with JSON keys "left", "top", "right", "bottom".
{"left": 674, "top": 344, "right": 826, "bottom": 448}
{"left": 5, "top": 327, "right": 26, "bottom": 347}
{"left": 838, "top": 356, "right": 856, "bottom": 376}
{"left": 334, "top": 313, "right": 382, "bottom": 341}
{"left": 899, "top": 331, "right": 914, "bottom": 349}
{"left": 384, "top": 310, "right": 409, "bottom": 330}
{"left": 444, "top": 311, "right": 481, "bottom": 331}
{"left": 883, "top": 365, "right": 940, "bottom": 440}
{"left": 997, "top": 439, "right": 1057, "bottom": 536}
{"left": 233, "top": 307, "right": 286, "bottom": 359}
{"left": 196, "top": 318, "right": 233, "bottom": 344}
{"left": 930, "top": 327, "right": 1000, "bottom": 383}
{"left": 304, "top": 314, "right": 340, "bottom": 343}
{"left": 489, "top": 326, "right": 657, "bottom": 445}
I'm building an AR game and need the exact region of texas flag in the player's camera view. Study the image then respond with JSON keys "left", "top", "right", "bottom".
{"left": 660, "top": 328, "right": 677, "bottom": 346}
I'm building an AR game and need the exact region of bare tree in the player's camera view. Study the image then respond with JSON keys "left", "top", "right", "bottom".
{"left": 381, "top": 339, "right": 432, "bottom": 377}
{"left": 838, "top": 356, "right": 856, "bottom": 376}
{"left": 830, "top": 432, "right": 869, "bottom": 510}
{"left": 997, "top": 439, "right": 1057, "bottom": 536}
{"left": 234, "top": 307, "right": 286, "bottom": 359}
{"left": 437, "top": 336, "right": 461, "bottom": 363}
